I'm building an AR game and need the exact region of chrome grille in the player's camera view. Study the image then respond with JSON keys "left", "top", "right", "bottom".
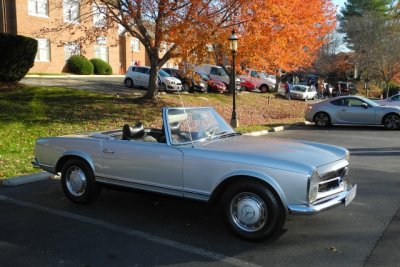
{"left": 317, "top": 167, "right": 347, "bottom": 198}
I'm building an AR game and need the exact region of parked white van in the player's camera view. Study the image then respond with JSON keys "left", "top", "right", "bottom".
{"left": 194, "top": 64, "right": 230, "bottom": 85}
{"left": 124, "top": 66, "right": 182, "bottom": 92}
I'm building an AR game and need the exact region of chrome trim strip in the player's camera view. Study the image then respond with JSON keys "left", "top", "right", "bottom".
{"left": 96, "top": 176, "right": 211, "bottom": 201}
{"left": 289, "top": 184, "right": 357, "bottom": 215}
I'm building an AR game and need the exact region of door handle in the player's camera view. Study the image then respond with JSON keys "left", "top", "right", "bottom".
{"left": 103, "top": 148, "right": 115, "bottom": 153}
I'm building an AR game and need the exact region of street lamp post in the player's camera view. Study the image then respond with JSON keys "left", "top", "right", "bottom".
{"left": 229, "top": 28, "right": 239, "bottom": 128}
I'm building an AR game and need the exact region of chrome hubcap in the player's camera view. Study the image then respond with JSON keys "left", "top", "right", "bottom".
{"left": 66, "top": 166, "right": 87, "bottom": 197}
{"left": 230, "top": 192, "right": 267, "bottom": 232}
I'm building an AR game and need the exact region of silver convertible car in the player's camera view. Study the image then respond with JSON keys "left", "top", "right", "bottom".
{"left": 305, "top": 96, "right": 400, "bottom": 129}
{"left": 33, "top": 107, "right": 357, "bottom": 241}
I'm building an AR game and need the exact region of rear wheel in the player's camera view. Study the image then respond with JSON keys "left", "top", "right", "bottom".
{"left": 221, "top": 181, "right": 285, "bottom": 241}
{"left": 314, "top": 112, "right": 331, "bottom": 127}
{"left": 383, "top": 114, "right": 400, "bottom": 130}
{"left": 124, "top": 78, "right": 133, "bottom": 88}
{"left": 61, "top": 159, "right": 101, "bottom": 204}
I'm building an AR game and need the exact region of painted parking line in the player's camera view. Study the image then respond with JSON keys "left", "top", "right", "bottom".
{"left": 0, "top": 195, "right": 260, "bottom": 267}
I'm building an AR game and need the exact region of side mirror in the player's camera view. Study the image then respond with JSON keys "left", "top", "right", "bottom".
{"left": 361, "top": 103, "right": 368, "bottom": 109}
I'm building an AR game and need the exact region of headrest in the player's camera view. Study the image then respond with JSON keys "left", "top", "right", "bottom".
{"left": 169, "top": 122, "right": 180, "bottom": 134}
{"left": 122, "top": 122, "right": 144, "bottom": 140}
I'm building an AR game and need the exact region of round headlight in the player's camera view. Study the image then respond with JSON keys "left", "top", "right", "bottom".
{"left": 308, "top": 169, "right": 319, "bottom": 204}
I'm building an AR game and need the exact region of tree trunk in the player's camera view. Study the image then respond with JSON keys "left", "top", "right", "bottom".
{"left": 143, "top": 55, "right": 159, "bottom": 100}
{"left": 386, "top": 81, "right": 390, "bottom": 99}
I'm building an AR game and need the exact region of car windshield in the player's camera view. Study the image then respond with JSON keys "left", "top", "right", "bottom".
{"left": 198, "top": 72, "right": 209, "bottom": 80}
{"left": 166, "top": 107, "right": 236, "bottom": 145}
{"left": 292, "top": 86, "right": 307, "bottom": 92}
{"left": 218, "top": 68, "right": 228, "bottom": 76}
{"left": 159, "top": 69, "right": 171, "bottom": 77}
{"left": 259, "top": 72, "right": 267, "bottom": 79}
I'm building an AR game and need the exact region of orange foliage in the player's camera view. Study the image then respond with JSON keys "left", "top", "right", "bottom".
{"left": 236, "top": 0, "right": 337, "bottom": 73}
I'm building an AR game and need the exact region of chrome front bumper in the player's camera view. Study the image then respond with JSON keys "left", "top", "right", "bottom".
{"left": 288, "top": 184, "right": 357, "bottom": 215}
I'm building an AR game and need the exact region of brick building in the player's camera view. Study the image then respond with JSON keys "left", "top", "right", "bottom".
{"left": 0, "top": 0, "right": 154, "bottom": 74}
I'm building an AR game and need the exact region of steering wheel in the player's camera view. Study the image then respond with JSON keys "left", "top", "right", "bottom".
{"left": 204, "top": 126, "right": 219, "bottom": 139}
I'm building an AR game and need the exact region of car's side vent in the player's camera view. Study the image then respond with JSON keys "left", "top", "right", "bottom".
{"left": 318, "top": 167, "right": 347, "bottom": 198}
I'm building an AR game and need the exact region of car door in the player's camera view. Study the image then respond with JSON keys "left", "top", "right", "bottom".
{"left": 101, "top": 139, "right": 184, "bottom": 197}
{"left": 336, "top": 98, "right": 376, "bottom": 124}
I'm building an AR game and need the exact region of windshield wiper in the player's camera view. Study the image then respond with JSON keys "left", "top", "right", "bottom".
{"left": 218, "top": 132, "right": 241, "bottom": 139}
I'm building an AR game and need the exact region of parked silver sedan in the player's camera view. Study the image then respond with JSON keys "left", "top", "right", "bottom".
{"left": 33, "top": 107, "right": 357, "bottom": 241}
{"left": 305, "top": 96, "right": 400, "bottom": 129}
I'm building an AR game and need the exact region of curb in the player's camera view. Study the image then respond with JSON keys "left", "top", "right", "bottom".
{"left": 2, "top": 172, "right": 54, "bottom": 186}
{"left": 244, "top": 121, "right": 311, "bottom": 136}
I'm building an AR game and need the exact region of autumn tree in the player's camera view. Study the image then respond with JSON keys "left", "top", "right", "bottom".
{"left": 235, "top": 0, "right": 337, "bottom": 89}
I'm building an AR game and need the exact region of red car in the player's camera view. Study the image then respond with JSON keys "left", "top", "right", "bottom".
{"left": 239, "top": 77, "right": 257, "bottom": 91}
{"left": 197, "top": 72, "right": 227, "bottom": 93}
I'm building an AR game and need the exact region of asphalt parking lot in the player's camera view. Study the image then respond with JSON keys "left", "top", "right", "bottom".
{"left": 0, "top": 125, "right": 399, "bottom": 267}
{"left": 21, "top": 76, "right": 142, "bottom": 96}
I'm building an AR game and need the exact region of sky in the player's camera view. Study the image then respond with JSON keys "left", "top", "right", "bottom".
{"left": 332, "top": 0, "right": 346, "bottom": 13}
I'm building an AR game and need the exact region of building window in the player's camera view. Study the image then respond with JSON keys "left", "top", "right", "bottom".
{"left": 35, "top": 38, "right": 50, "bottom": 62}
{"left": 94, "top": 45, "right": 109, "bottom": 62}
{"left": 93, "top": 5, "right": 107, "bottom": 27}
{"left": 64, "top": 42, "right": 80, "bottom": 61}
{"left": 28, "top": 0, "right": 49, "bottom": 17}
{"left": 63, "top": 0, "right": 80, "bottom": 23}
{"left": 130, "top": 38, "right": 140, "bottom": 52}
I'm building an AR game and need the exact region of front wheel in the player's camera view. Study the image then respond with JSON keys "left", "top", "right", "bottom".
{"left": 61, "top": 158, "right": 101, "bottom": 204}
{"left": 383, "top": 114, "right": 400, "bottom": 130}
{"left": 314, "top": 112, "right": 331, "bottom": 127}
{"left": 221, "top": 181, "right": 285, "bottom": 241}
{"left": 260, "top": 85, "right": 268, "bottom": 93}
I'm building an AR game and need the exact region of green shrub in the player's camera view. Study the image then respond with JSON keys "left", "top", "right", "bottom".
{"left": 67, "top": 55, "right": 94, "bottom": 75}
{"left": 0, "top": 33, "right": 37, "bottom": 82}
{"left": 90, "top": 58, "right": 113, "bottom": 75}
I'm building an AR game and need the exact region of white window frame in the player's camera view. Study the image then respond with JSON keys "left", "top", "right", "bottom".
{"left": 92, "top": 5, "right": 107, "bottom": 27}
{"left": 130, "top": 38, "right": 140, "bottom": 52}
{"left": 64, "top": 42, "right": 80, "bottom": 61}
{"left": 63, "top": 0, "right": 80, "bottom": 23}
{"left": 94, "top": 45, "right": 109, "bottom": 62}
{"left": 35, "top": 38, "right": 50, "bottom": 62}
{"left": 28, "top": 0, "right": 49, "bottom": 17}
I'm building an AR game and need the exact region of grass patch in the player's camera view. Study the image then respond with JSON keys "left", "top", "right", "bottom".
{"left": 0, "top": 87, "right": 307, "bottom": 179}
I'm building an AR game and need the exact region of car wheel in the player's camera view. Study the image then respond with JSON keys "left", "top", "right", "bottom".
{"left": 221, "top": 181, "right": 285, "bottom": 241}
{"left": 124, "top": 78, "right": 134, "bottom": 88}
{"left": 314, "top": 112, "right": 331, "bottom": 127}
{"left": 383, "top": 113, "right": 400, "bottom": 130}
{"left": 159, "top": 83, "right": 167, "bottom": 92}
{"left": 61, "top": 158, "right": 101, "bottom": 204}
{"left": 183, "top": 83, "right": 190, "bottom": 92}
{"left": 260, "top": 85, "right": 268, "bottom": 93}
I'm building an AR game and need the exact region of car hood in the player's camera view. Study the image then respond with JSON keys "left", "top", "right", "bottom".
{"left": 162, "top": 77, "right": 181, "bottom": 83}
{"left": 195, "top": 136, "right": 347, "bottom": 174}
